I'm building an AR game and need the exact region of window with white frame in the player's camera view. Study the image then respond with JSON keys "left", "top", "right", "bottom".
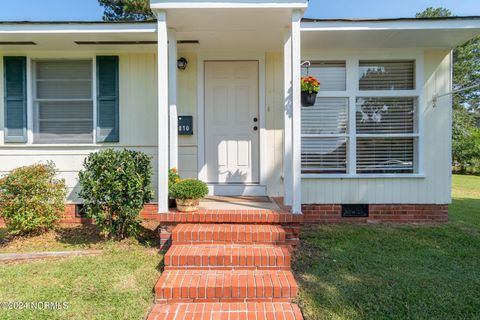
{"left": 301, "top": 61, "right": 348, "bottom": 174}
{"left": 33, "top": 60, "right": 94, "bottom": 143}
{"left": 301, "top": 59, "right": 419, "bottom": 176}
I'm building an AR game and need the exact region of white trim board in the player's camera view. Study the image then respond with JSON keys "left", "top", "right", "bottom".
{"left": 207, "top": 184, "right": 267, "bottom": 196}
{"left": 196, "top": 52, "right": 267, "bottom": 195}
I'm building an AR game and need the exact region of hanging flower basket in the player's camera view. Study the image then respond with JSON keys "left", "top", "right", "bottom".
{"left": 301, "top": 76, "right": 320, "bottom": 107}
{"left": 301, "top": 91, "right": 318, "bottom": 107}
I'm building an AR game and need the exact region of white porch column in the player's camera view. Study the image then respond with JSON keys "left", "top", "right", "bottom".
{"left": 157, "top": 11, "right": 169, "bottom": 213}
{"left": 168, "top": 28, "right": 178, "bottom": 169}
{"left": 291, "top": 10, "right": 302, "bottom": 214}
{"left": 283, "top": 30, "right": 293, "bottom": 206}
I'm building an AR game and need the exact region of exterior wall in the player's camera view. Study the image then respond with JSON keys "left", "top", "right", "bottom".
{"left": 177, "top": 52, "right": 198, "bottom": 179}
{"left": 0, "top": 51, "right": 159, "bottom": 202}
{"left": 300, "top": 49, "right": 453, "bottom": 205}
{"left": 0, "top": 47, "right": 454, "bottom": 206}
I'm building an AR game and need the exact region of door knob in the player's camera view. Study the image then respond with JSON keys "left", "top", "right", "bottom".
{"left": 253, "top": 126, "right": 258, "bottom": 131}
{"left": 253, "top": 117, "right": 258, "bottom": 122}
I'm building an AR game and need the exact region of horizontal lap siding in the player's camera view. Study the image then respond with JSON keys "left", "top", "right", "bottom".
{"left": 177, "top": 52, "right": 198, "bottom": 179}
{"left": 265, "top": 52, "right": 284, "bottom": 197}
{"left": 0, "top": 53, "right": 159, "bottom": 202}
{"left": 301, "top": 50, "right": 452, "bottom": 205}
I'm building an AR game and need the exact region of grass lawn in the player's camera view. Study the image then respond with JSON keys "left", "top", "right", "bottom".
{"left": 0, "top": 225, "right": 162, "bottom": 320}
{"left": 293, "top": 174, "right": 480, "bottom": 320}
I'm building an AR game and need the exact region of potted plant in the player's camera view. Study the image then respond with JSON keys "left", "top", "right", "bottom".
{"left": 301, "top": 75, "right": 320, "bottom": 107}
{"left": 168, "top": 168, "right": 181, "bottom": 208}
{"left": 169, "top": 179, "right": 209, "bottom": 212}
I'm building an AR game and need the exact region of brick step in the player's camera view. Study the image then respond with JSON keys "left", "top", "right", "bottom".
{"left": 155, "top": 270, "right": 298, "bottom": 303}
{"left": 159, "top": 210, "right": 303, "bottom": 224}
{"left": 147, "top": 302, "right": 304, "bottom": 320}
{"left": 164, "top": 244, "right": 291, "bottom": 270}
{"left": 172, "top": 224, "right": 286, "bottom": 245}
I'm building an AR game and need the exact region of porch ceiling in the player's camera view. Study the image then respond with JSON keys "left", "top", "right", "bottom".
{"left": 165, "top": 8, "right": 295, "bottom": 51}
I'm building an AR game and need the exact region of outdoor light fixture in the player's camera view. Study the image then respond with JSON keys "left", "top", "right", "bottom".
{"left": 177, "top": 57, "right": 188, "bottom": 70}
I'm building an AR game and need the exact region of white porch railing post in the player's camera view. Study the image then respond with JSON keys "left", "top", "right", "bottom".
{"left": 157, "top": 11, "right": 169, "bottom": 213}
{"left": 291, "top": 10, "right": 302, "bottom": 214}
{"left": 283, "top": 30, "right": 293, "bottom": 207}
{"left": 168, "top": 28, "right": 178, "bottom": 169}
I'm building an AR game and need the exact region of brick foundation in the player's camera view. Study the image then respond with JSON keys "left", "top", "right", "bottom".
{"left": 0, "top": 203, "right": 161, "bottom": 227}
{"left": 0, "top": 203, "right": 448, "bottom": 234}
{"left": 302, "top": 204, "right": 449, "bottom": 224}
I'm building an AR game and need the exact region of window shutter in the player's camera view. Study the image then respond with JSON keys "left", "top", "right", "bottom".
{"left": 96, "top": 56, "right": 119, "bottom": 143}
{"left": 3, "top": 56, "right": 27, "bottom": 143}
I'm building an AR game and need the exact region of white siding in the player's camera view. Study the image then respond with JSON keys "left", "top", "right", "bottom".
{"left": 0, "top": 52, "right": 159, "bottom": 202}
{"left": 177, "top": 52, "right": 198, "bottom": 179}
{"left": 0, "top": 48, "right": 454, "bottom": 205}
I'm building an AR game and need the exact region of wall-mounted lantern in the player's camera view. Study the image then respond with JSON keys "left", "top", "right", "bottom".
{"left": 177, "top": 57, "right": 188, "bottom": 70}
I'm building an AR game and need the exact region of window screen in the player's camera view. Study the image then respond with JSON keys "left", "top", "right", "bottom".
{"left": 34, "top": 60, "right": 93, "bottom": 143}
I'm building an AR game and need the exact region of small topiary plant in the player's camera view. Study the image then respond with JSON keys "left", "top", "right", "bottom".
{"left": 169, "top": 179, "right": 208, "bottom": 200}
{"left": 0, "top": 162, "right": 67, "bottom": 235}
{"left": 78, "top": 149, "right": 153, "bottom": 240}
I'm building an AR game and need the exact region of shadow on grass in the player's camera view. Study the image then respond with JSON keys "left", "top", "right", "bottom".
{"left": 292, "top": 223, "right": 480, "bottom": 320}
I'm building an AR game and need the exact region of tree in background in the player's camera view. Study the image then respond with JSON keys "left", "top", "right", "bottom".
{"left": 417, "top": 7, "right": 480, "bottom": 174}
{"left": 98, "top": 0, "right": 154, "bottom": 21}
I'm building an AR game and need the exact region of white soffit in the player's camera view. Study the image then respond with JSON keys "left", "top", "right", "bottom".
{"left": 0, "top": 22, "right": 157, "bottom": 51}
{"left": 301, "top": 18, "right": 480, "bottom": 49}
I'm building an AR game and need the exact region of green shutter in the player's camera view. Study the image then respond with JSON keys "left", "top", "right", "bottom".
{"left": 96, "top": 56, "right": 119, "bottom": 143}
{"left": 3, "top": 56, "right": 27, "bottom": 143}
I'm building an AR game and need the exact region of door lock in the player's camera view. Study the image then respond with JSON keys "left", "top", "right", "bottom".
{"left": 253, "top": 126, "right": 258, "bottom": 131}
{"left": 253, "top": 117, "right": 258, "bottom": 122}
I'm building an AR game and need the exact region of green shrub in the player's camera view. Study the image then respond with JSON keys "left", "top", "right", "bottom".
{"left": 0, "top": 162, "right": 67, "bottom": 235}
{"left": 168, "top": 168, "right": 181, "bottom": 190}
{"left": 169, "top": 179, "right": 209, "bottom": 200}
{"left": 78, "top": 149, "right": 153, "bottom": 240}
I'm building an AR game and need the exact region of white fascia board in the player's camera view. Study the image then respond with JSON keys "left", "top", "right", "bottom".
{"left": 150, "top": 0, "right": 308, "bottom": 9}
{"left": 301, "top": 19, "right": 480, "bottom": 31}
{"left": 0, "top": 23, "right": 157, "bottom": 34}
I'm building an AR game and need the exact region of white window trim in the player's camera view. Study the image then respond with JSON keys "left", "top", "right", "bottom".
{"left": 24, "top": 55, "right": 101, "bottom": 146}
{"left": 301, "top": 50, "right": 425, "bottom": 179}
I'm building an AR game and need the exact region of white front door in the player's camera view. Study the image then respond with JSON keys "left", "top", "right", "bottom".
{"left": 205, "top": 61, "right": 259, "bottom": 184}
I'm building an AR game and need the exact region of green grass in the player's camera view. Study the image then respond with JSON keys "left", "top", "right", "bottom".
{"left": 0, "top": 225, "right": 162, "bottom": 320}
{"left": 293, "top": 174, "right": 480, "bottom": 320}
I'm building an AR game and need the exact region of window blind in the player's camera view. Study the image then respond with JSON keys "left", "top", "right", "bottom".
{"left": 356, "top": 138, "right": 414, "bottom": 174}
{"left": 34, "top": 60, "right": 93, "bottom": 143}
{"left": 356, "top": 97, "right": 416, "bottom": 174}
{"left": 302, "top": 137, "right": 348, "bottom": 174}
{"left": 302, "top": 61, "right": 346, "bottom": 91}
{"left": 356, "top": 97, "right": 416, "bottom": 134}
{"left": 359, "top": 60, "right": 415, "bottom": 91}
{"left": 301, "top": 97, "right": 349, "bottom": 174}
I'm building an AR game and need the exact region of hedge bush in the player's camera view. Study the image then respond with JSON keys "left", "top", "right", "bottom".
{"left": 0, "top": 162, "right": 67, "bottom": 235}
{"left": 78, "top": 149, "right": 153, "bottom": 240}
{"left": 169, "top": 179, "right": 208, "bottom": 200}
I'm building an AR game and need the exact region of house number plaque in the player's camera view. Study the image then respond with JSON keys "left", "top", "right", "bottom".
{"left": 178, "top": 116, "right": 193, "bottom": 135}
